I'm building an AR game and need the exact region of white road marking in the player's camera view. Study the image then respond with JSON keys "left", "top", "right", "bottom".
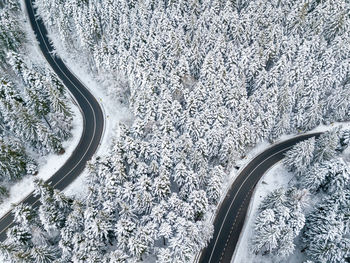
{"left": 0, "top": 0, "right": 103, "bottom": 236}
{"left": 207, "top": 146, "right": 292, "bottom": 263}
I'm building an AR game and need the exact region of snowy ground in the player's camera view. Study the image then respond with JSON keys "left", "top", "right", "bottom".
{"left": 231, "top": 163, "right": 308, "bottom": 263}
{"left": 231, "top": 122, "right": 350, "bottom": 263}
{"left": 0, "top": 100, "right": 83, "bottom": 218}
{"left": 19, "top": 0, "right": 133, "bottom": 200}
{"left": 0, "top": 9, "right": 86, "bottom": 218}
{"left": 48, "top": 36, "right": 133, "bottom": 199}
{"left": 0, "top": 0, "right": 132, "bottom": 217}
{"left": 191, "top": 122, "right": 350, "bottom": 262}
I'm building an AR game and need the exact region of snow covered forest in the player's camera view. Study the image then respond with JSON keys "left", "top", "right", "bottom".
{"left": 1, "top": 0, "right": 350, "bottom": 262}
{"left": 0, "top": 0, "right": 72, "bottom": 203}
{"left": 252, "top": 129, "right": 350, "bottom": 262}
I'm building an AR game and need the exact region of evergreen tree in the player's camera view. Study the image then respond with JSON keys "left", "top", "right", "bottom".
{"left": 283, "top": 137, "right": 315, "bottom": 175}
{"left": 314, "top": 130, "right": 340, "bottom": 162}
{"left": 34, "top": 179, "right": 73, "bottom": 233}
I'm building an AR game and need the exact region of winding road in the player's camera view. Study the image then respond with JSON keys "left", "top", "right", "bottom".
{"left": 0, "top": 0, "right": 104, "bottom": 240}
{"left": 0, "top": 0, "right": 323, "bottom": 260}
{"left": 199, "top": 132, "right": 321, "bottom": 263}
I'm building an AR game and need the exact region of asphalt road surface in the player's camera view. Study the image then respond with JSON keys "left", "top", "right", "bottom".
{"left": 0, "top": 0, "right": 104, "bottom": 241}
{"left": 199, "top": 132, "right": 321, "bottom": 263}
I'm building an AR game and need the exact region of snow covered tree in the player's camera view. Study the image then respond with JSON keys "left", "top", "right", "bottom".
{"left": 0, "top": 140, "right": 31, "bottom": 181}
{"left": 284, "top": 137, "right": 315, "bottom": 175}
{"left": 188, "top": 190, "right": 208, "bottom": 221}
{"left": 299, "top": 162, "right": 329, "bottom": 193}
{"left": 157, "top": 248, "right": 172, "bottom": 263}
{"left": 253, "top": 187, "right": 307, "bottom": 257}
{"left": 323, "top": 158, "right": 350, "bottom": 194}
{"left": 314, "top": 130, "right": 340, "bottom": 162}
{"left": 23, "top": 0, "right": 350, "bottom": 261}
{"left": 29, "top": 246, "right": 59, "bottom": 263}
{"left": 303, "top": 192, "right": 350, "bottom": 263}
{"left": 34, "top": 179, "right": 73, "bottom": 233}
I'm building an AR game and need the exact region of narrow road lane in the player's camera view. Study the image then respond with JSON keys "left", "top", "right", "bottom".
{"left": 0, "top": 0, "right": 104, "bottom": 240}
{"left": 199, "top": 133, "right": 321, "bottom": 263}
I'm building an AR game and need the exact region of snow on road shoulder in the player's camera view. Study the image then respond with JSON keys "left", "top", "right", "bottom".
{"left": 230, "top": 123, "right": 350, "bottom": 263}
{"left": 45, "top": 28, "right": 133, "bottom": 150}
{"left": 0, "top": 8, "right": 84, "bottom": 218}
{"left": 0, "top": 101, "right": 83, "bottom": 218}
{"left": 63, "top": 169, "right": 89, "bottom": 200}
{"left": 48, "top": 41, "right": 133, "bottom": 197}
{"left": 26, "top": 5, "right": 133, "bottom": 198}
{"left": 42, "top": 35, "right": 133, "bottom": 198}
{"left": 231, "top": 163, "right": 306, "bottom": 263}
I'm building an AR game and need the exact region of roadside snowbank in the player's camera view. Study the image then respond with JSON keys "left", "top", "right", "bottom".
{"left": 47, "top": 34, "right": 133, "bottom": 198}
{"left": 0, "top": 99, "right": 83, "bottom": 218}
{"left": 21, "top": 0, "right": 132, "bottom": 199}
{"left": 0, "top": 6, "right": 84, "bottom": 218}
{"left": 231, "top": 122, "right": 350, "bottom": 263}
{"left": 193, "top": 124, "right": 347, "bottom": 262}
{"left": 231, "top": 163, "right": 307, "bottom": 263}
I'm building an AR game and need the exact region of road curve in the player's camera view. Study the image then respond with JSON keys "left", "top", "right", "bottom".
{"left": 0, "top": 0, "right": 104, "bottom": 240}
{"left": 199, "top": 133, "right": 321, "bottom": 263}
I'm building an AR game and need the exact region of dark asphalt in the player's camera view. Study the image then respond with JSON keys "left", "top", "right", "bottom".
{"left": 0, "top": 0, "right": 104, "bottom": 240}
{"left": 199, "top": 133, "right": 321, "bottom": 263}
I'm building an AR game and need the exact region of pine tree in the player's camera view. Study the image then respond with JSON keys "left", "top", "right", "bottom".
{"left": 253, "top": 187, "right": 307, "bottom": 256}
{"left": 0, "top": 140, "right": 29, "bottom": 181}
{"left": 29, "top": 246, "right": 59, "bottom": 263}
{"left": 34, "top": 179, "right": 73, "bottom": 233}
{"left": 314, "top": 130, "right": 340, "bottom": 162}
{"left": 24, "top": 0, "right": 350, "bottom": 261}
{"left": 283, "top": 137, "right": 315, "bottom": 175}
